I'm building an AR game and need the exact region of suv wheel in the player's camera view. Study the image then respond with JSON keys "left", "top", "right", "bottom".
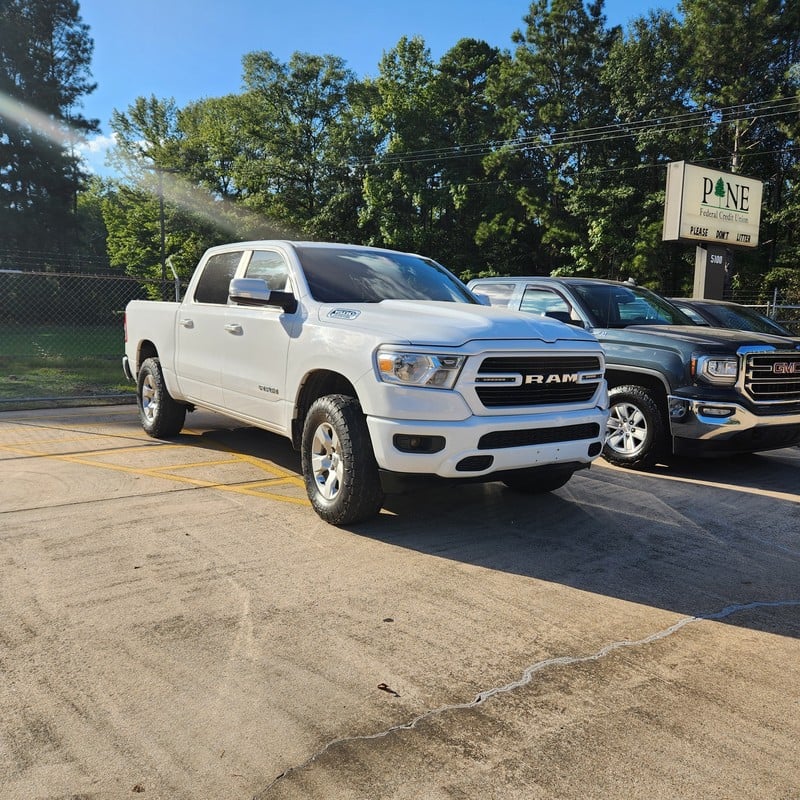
{"left": 604, "top": 385, "right": 664, "bottom": 467}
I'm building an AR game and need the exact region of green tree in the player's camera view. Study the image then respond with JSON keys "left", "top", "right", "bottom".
{"left": 106, "top": 96, "right": 220, "bottom": 293}
{"left": 680, "top": 0, "right": 800, "bottom": 290}
{"left": 599, "top": 9, "right": 698, "bottom": 289}
{"left": 0, "top": 0, "right": 97, "bottom": 252}
{"left": 236, "top": 50, "right": 370, "bottom": 240}
{"left": 431, "top": 39, "right": 521, "bottom": 275}
{"left": 177, "top": 94, "right": 250, "bottom": 201}
{"left": 361, "top": 36, "right": 515, "bottom": 272}
{"left": 487, "top": 0, "right": 620, "bottom": 276}
{"left": 359, "top": 36, "right": 446, "bottom": 254}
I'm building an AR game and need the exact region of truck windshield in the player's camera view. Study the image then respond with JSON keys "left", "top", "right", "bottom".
{"left": 573, "top": 283, "right": 692, "bottom": 328}
{"left": 295, "top": 246, "right": 477, "bottom": 304}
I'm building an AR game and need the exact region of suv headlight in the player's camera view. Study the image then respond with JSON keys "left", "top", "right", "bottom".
{"left": 693, "top": 355, "right": 738, "bottom": 385}
{"left": 376, "top": 350, "right": 465, "bottom": 389}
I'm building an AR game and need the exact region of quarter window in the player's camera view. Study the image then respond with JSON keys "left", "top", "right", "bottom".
{"left": 245, "top": 250, "right": 290, "bottom": 291}
{"left": 521, "top": 287, "right": 575, "bottom": 324}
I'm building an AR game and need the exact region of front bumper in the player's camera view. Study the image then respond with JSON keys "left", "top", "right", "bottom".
{"left": 366, "top": 406, "right": 609, "bottom": 479}
{"left": 669, "top": 395, "right": 800, "bottom": 455}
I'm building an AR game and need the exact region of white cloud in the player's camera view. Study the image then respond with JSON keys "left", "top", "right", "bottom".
{"left": 77, "top": 132, "right": 118, "bottom": 176}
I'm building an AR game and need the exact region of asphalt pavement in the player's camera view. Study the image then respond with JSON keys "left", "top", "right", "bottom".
{"left": 1, "top": 405, "right": 798, "bottom": 799}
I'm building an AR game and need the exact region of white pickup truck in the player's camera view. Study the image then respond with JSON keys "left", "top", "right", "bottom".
{"left": 123, "top": 241, "right": 609, "bottom": 525}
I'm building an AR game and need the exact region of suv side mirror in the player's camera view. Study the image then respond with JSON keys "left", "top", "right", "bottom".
{"left": 545, "top": 310, "right": 584, "bottom": 328}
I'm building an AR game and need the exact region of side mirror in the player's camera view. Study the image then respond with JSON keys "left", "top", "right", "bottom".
{"left": 545, "top": 310, "right": 584, "bottom": 328}
{"left": 229, "top": 278, "right": 298, "bottom": 313}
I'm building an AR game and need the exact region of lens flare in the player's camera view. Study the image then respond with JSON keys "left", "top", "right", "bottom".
{"left": 0, "top": 92, "right": 301, "bottom": 240}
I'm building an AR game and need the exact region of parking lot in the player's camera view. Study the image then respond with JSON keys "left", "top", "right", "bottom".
{"left": 1, "top": 404, "right": 799, "bottom": 800}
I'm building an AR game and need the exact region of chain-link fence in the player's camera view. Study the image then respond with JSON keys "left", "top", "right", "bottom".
{"left": 726, "top": 288, "right": 800, "bottom": 334}
{"left": 1, "top": 264, "right": 798, "bottom": 410}
{"left": 0, "top": 267, "right": 159, "bottom": 409}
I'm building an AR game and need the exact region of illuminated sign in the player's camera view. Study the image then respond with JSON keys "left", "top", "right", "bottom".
{"left": 662, "top": 161, "right": 763, "bottom": 248}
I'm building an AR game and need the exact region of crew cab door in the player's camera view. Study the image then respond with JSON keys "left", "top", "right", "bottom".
{"left": 176, "top": 249, "right": 246, "bottom": 405}
{"left": 221, "top": 248, "right": 296, "bottom": 432}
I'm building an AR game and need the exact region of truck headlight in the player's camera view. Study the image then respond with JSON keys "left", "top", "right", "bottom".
{"left": 693, "top": 355, "right": 738, "bottom": 385}
{"left": 376, "top": 350, "right": 465, "bottom": 389}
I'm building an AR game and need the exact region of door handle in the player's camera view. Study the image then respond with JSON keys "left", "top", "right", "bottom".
{"left": 224, "top": 323, "right": 243, "bottom": 335}
{"left": 179, "top": 318, "right": 194, "bottom": 329}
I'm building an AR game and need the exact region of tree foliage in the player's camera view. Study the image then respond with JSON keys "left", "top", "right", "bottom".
{"left": 0, "top": 0, "right": 97, "bottom": 253}
{"left": 6, "top": 0, "right": 800, "bottom": 303}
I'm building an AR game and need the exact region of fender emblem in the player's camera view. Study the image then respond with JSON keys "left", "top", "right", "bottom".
{"left": 328, "top": 308, "right": 360, "bottom": 320}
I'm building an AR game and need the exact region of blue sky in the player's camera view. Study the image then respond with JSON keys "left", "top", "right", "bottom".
{"left": 76, "top": 0, "right": 676, "bottom": 175}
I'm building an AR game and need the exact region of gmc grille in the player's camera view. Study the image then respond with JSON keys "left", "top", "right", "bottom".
{"left": 475, "top": 355, "right": 602, "bottom": 408}
{"left": 744, "top": 352, "right": 800, "bottom": 403}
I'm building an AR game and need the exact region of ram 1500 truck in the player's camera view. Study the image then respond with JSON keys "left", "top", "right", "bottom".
{"left": 123, "top": 241, "right": 609, "bottom": 525}
{"left": 468, "top": 276, "right": 800, "bottom": 467}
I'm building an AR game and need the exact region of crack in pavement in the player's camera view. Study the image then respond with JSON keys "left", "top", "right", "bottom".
{"left": 253, "top": 599, "right": 800, "bottom": 799}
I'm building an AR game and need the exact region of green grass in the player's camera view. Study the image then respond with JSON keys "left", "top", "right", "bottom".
{"left": 0, "top": 323, "right": 125, "bottom": 358}
{"left": 0, "top": 323, "right": 135, "bottom": 405}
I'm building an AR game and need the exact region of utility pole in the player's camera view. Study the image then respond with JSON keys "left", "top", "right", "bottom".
{"left": 158, "top": 167, "right": 166, "bottom": 301}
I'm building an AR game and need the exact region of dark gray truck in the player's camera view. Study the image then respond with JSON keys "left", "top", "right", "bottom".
{"left": 468, "top": 277, "right": 800, "bottom": 466}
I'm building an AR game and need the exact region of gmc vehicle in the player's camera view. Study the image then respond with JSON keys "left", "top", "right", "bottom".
{"left": 468, "top": 276, "right": 800, "bottom": 467}
{"left": 123, "top": 242, "right": 609, "bottom": 524}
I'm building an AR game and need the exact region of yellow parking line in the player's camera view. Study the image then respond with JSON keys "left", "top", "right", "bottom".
{"left": 0, "top": 436, "right": 310, "bottom": 507}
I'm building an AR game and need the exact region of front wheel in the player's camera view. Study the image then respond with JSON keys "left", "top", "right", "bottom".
{"left": 300, "top": 394, "right": 384, "bottom": 525}
{"left": 603, "top": 385, "right": 665, "bottom": 467}
{"left": 502, "top": 465, "right": 577, "bottom": 493}
{"left": 137, "top": 357, "right": 186, "bottom": 438}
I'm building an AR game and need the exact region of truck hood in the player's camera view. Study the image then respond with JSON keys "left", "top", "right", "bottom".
{"left": 317, "top": 299, "right": 598, "bottom": 346}
{"left": 597, "top": 324, "right": 800, "bottom": 351}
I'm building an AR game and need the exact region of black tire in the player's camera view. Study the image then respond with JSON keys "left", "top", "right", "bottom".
{"left": 300, "top": 394, "right": 384, "bottom": 525}
{"left": 137, "top": 357, "right": 187, "bottom": 438}
{"left": 502, "top": 466, "right": 576, "bottom": 493}
{"left": 603, "top": 384, "right": 664, "bottom": 467}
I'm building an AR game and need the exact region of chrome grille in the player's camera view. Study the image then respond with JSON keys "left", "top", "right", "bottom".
{"left": 475, "top": 355, "right": 602, "bottom": 408}
{"left": 744, "top": 352, "right": 800, "bottom": 403}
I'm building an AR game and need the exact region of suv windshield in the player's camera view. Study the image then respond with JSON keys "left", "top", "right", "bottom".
{"left": 296, "top": 246, "right": 476, "bottom": 304}
{"left": 573, "top": 283, "right": 692, "bottom": 328}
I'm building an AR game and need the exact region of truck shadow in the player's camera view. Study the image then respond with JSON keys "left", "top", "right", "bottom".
{"left": 182, "top": 417, "right": 800, "bottom": 640}
{"left": 366, "top": 449, "right": 800, "bottom": 640}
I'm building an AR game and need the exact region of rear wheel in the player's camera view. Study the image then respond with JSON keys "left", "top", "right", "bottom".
{"left": 137, "top": 357, "right": 186, "bottom": 438}
{"left": 603, "top": 385, "right": 664, "bottom": 467}
{"left": 301, "top": 394, "right": 384, "bottom": 525}
{"left": 502, "top": 466, "right": 577, "bottom": 493}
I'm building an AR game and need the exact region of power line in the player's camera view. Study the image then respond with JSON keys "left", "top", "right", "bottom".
{"left": 353, "top": 96, "right": 800, "bottom": 168}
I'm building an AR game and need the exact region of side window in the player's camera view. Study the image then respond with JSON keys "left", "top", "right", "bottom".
{"left": 193, "top": 251, "right": 243, "bottom": 304}
{"left": 245, "top": 250, "right": 290, "bottom": 291}
{"left": 473, "top": 282, "right": 516, "bottom": 307}
{"left": 521, "top": 287, "right": 574, "bottom": 323}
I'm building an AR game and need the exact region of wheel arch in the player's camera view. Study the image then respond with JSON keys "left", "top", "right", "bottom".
{"left": 135, "top": 339, "right": 159, "bottom": 375}
{"left": 605, "top": 367, "right": 670, "bottom": 424}
{"left": 291, "top": 369, "right": 359, "bottom": 450}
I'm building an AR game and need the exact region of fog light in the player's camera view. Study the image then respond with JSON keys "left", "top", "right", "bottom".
{"left": 669, "top": 398, "right": 689, "bottom": 419}
{"left": 393, "top": 434, "right": 446, "bottom": 454}
{"left": 588, "top": 441, "right": 602, "bottom": 457}
{"left": 698, "top": 405, "right": 735, "bottom": 418}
